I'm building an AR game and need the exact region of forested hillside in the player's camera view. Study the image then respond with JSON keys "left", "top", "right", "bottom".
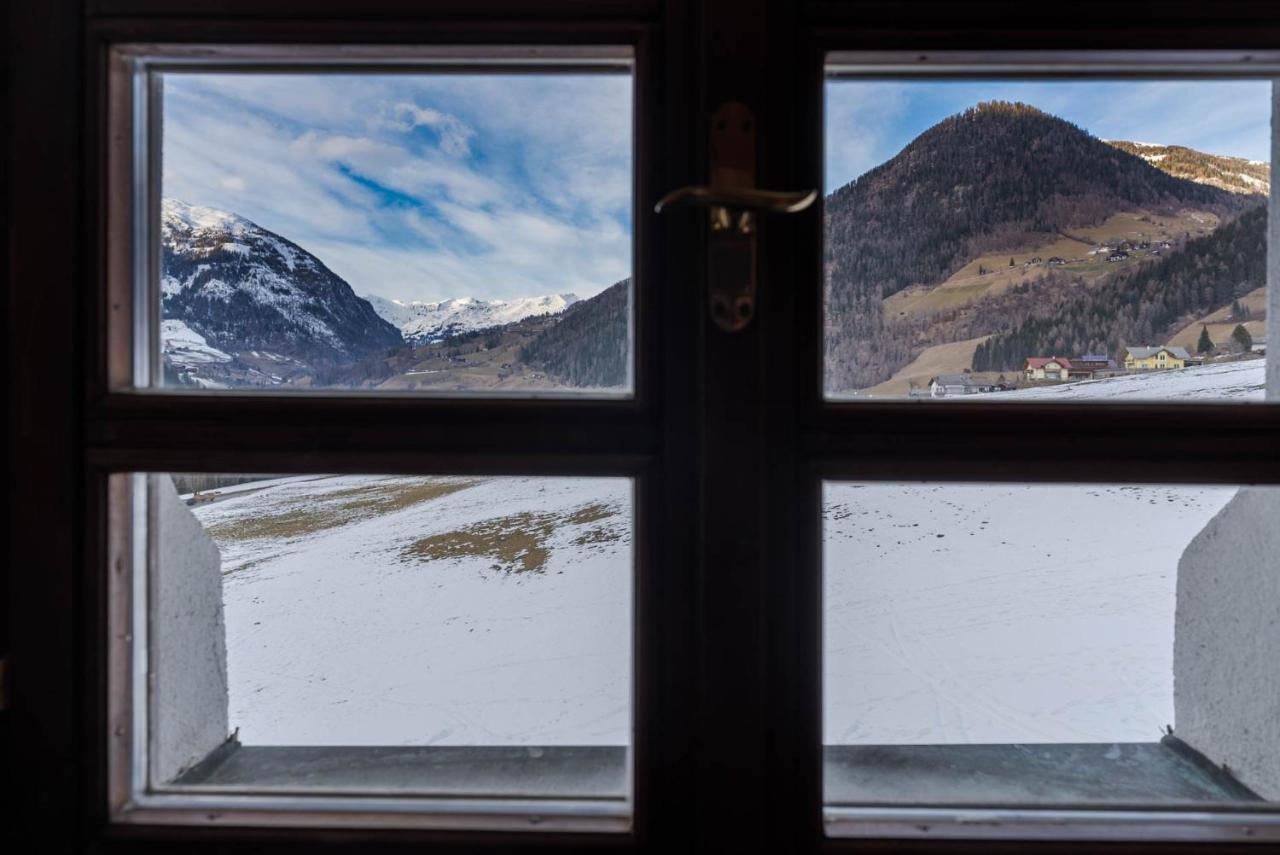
{"left": 972, "top": 205, "right": 1266, "bottom": 371}
{"left": 824, "top": 101, "right": 1249, "bottom": 390}
{"left": 520, "top": 279, "right": 630, "bottom": 388}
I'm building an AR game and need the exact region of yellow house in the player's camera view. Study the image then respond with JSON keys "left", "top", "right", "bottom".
{"left": 1123, "top": 346, "right": 1191, "bottom": 370}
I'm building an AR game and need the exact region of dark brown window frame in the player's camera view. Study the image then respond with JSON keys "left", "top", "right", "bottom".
{"left": 10, "top": 1, "right": 1280, "bottom": 853}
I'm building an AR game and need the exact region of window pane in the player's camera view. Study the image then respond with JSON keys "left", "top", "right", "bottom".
{"left": 824, "top": 74, "right": 1271, "bottom": 402}
{"left": 823, "top": 481, "right": 1280, "bottom": 814}
{"left": 156, "top": 67, "right": 632, "bottom": 395}
{"left": 125, "top": 473, "right": 632, "bottom": 819}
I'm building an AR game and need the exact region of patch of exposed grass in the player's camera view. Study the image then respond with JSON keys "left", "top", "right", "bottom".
{"left": 405, "top": 511, "right": 557, "bottom": 573}
{"left": 206, "top": 478, "right": 476, "bottom": 543}
{"left": 565, "top": 503, "right": 615, "bottom": 526}
{"left": 573, "top": 526, "right": 623, "bottom": 547}
{"left": 403, "top": 502, "right": 621, "bottom": 574}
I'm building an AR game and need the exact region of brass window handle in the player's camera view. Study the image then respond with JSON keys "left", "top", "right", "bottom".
{"left": 654, "top": 185, "right": 817, "bottom": 215}
{"left": 654, "top": 101, "right": 817, "bottom": 331}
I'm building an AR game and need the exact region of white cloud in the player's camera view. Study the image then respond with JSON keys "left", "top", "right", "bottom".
{"left": 162, "top": 73, "right": 632, "bottom": 303}
{"left": 378, "top": 101, "right": 475, "bottom": 156}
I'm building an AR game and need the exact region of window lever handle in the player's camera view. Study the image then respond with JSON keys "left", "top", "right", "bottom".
{"left": 654, "top": 185, "right": 817, "bottom": 215}
{"left": 653, "top": 101, "right": 816, "bottom": 332}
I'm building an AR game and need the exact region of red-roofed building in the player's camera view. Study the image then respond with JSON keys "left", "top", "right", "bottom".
{"left": 1024, "top": 357, "right": 1072, "bottom": 381}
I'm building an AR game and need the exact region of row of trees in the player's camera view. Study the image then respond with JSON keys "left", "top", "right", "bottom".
{"left": 1198, "top": 323, "right": 1255, "bottom": 354}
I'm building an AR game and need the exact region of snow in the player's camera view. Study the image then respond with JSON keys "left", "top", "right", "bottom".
{"left": 162, "top": 197, "right": 252, "bottom": 236}
{"left": 176, "top": 364, "right": 1263, "bottom": 750}
{"left": 365, "top": 292, "right": 581, "bottom": 343}
{"left": 161, "top": 198, "right": 345, "bottom": 351}
{"left": 161, "top": 318, "right": 231, "bottom": 365}
{"left": 981, "top": 360, "right": 1264, "bottom": 401}
{"left": 823, "top": 482, "right": 1235, "bottom": 745}
{"left": 189, "top": 475, "right": 631, "bottom": 746}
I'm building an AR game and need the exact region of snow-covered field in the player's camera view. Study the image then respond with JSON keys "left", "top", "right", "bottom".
{"left": 823, "top": 482, "right": 1234, "bottom": 745}
{"left": 188, "top": 475, "right": 632, "bottom": 746}
{"left": 179, "top": 363, "right": 1259, "bottom": 749}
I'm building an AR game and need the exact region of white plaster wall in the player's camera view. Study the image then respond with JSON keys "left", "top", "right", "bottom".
{"left": 1174, "top": 487, "right": 1280, "bottom": 799}
{"left": 150, "top": 474, "right": 230, "bottom": 783}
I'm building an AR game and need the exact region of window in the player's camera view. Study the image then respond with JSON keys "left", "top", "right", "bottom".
{"left": 815, "top": 50, "right": 1280, "bottom": 843}
{"left": 101, "top": 43, "right": 647, "bottom": 832}
{"left": 112, "top": 472, "right": 633, "bottom": 828}
{"left": 13, "top": 3, "right": 1280, "bottom": 853}
{"left": 824, "top": 66, "right": 1273, "bottom": 403}
{"left": 115, "top": 48, "right": 634, "bottom": 396}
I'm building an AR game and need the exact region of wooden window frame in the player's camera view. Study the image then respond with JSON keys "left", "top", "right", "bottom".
{"left": 10, "top": 0, "right": 1280, "bottom": 853}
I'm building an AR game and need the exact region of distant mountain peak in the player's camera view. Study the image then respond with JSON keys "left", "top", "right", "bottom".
{"left": 162, "top": 197, "right": 253, "bottom": 235}
{"left": 365, "top": 292, "right": 582, "bottom": 344}
{"left": 969, "top": 100, "right": 1049, "bottom": 117}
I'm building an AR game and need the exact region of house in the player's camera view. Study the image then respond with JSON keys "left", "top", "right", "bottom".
{"left": 1066, "top": 354, "right": 1118, "bottom": 379}
{"left": 1252, "top": 336, "right": 1268, "bottom": 354}
{"left": 1023, "top": 357, "right": 1073, "bottom": 381}
{"left": 928, "top": 374, "right": 1001, "bottom": 397}
{"left": 1123, "top": 345, "right": 1191, "bottom": 370}
{"left": 1047, "top": 256, "right": 1066, "bottom": 265}
{"left": 1107, "top": 250, "right": 1129, "bottom": 262}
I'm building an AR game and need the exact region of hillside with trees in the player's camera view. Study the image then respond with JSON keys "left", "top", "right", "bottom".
{"left": 971, "top": 205, "right": 1266, "bottom": 371}
{"left": 824, "top": 101, "right": 1251, "bottom": 390}
{"left": 519, "top": 279, "right": 630, "bottom": 388}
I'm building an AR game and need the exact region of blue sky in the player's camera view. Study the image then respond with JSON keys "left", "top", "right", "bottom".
{"left": 826, "top": 80, "right": 1271, "bottom": 192}
{"left": 163, "top": 73, "right": 632, "bottom": 303}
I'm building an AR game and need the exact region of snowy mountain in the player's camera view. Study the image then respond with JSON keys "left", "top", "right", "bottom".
{"left": 364, "top": 292, "right": 580, "bottom": 344}
{"left": 1105, "top": 140, "right": 1271, "bottom": 196}
{"left": 161, "top": 198, "right": 402, "bottom": 382}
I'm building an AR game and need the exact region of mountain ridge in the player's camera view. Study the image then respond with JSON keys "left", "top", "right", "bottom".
{"left": 161, "top": 197, "right": 401, "bottom": 385}
{"left": 1104, "top": 140, "right": 1270, "bottom": 197}
{"left": 364, "top": 292, "right": 581, "bottom": 344}
{"left": 823, "top": 100, "right": 1258, "bottom": 390}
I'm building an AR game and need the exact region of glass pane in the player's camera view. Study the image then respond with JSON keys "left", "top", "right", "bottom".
{"left": 824, "top": 75, "right": 1271, "bottom": 401}
{"left": 157, "top": 68, "right": 632, "bottom": 394}
{"left": 824, "top": 481, "right": 1280, "bottom": 812}
{"left": 132, "top": 473, "right": 632, "bottom": 812}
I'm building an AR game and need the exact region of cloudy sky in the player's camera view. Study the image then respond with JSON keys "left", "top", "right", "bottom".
{"left": 826, "top": 80, "right": 1272, "bottom": 192}
{"left": 166, "top": 75, "right": 1269, "bottom": 302}
{"left": 163, "top": 73, "right": 632, "bottom": 303}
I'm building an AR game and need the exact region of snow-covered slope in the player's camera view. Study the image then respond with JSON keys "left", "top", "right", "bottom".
{"left": 823, "top": 481, "right": 1236, "bottom": 744}
{"left": 161, "top": 318, "right": 231, "bottom": 366}
{"left": 987, "top": 359, "right": 1265, "bottom": 401}
{"left": 161, "top": 198, "right": 402, "bottom": 372}
{"left": 189, "top": 474, "right": 631, "bottom": 746}
{"left": 365, "top": 292, "right": 580, "bottom": 344}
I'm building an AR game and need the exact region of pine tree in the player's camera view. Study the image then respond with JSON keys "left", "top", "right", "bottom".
{"left": 1232, "top": 324, "right": 1253, "bottom": 351}
{"left": 1197, "top": 325, "right": 1213, "bottom": 354}
{"left": 1009, "top": 257, "right": 1015, "bottom": 267}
